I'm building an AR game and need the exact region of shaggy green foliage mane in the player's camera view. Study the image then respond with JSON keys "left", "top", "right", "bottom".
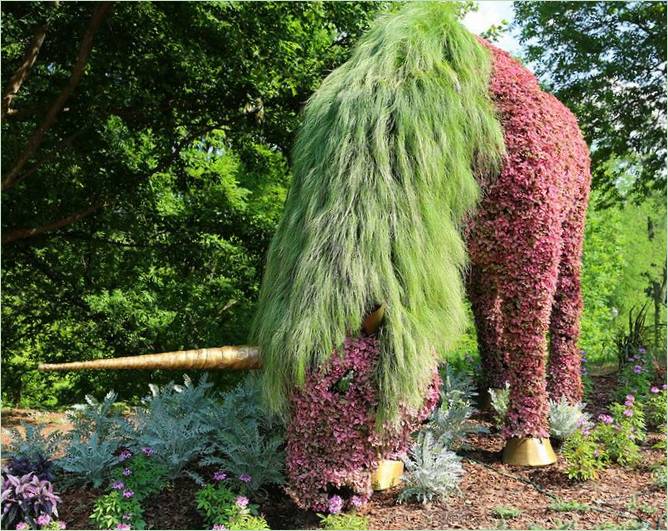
{"left": 252, "top": 2, "right": 505, "bottom": 422}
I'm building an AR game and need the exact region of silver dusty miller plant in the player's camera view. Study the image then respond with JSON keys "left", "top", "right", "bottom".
{"left": 548, "top": 397, "right": 591, "bottom": 440}
{"left": 398, "top": 431, "right": 463, "bottom": 504}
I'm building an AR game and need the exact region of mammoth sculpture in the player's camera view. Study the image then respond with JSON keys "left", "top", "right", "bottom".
{"left": 41, "top": 1, "right": 590, "bottom": 503}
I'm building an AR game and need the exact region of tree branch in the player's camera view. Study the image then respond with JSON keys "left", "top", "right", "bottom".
{"left": 1, "top": 23, "right": 49, "bottom": 120}
{"left": 2, "top": 203, "right": 102, "bottom": 245}
{"left": 2, "top": 2, "right": 113, "bottom": 192}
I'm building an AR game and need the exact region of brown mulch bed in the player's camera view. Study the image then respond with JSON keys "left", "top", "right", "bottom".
{"left": 4, "top": 375, "right": 667, "bottom": 530}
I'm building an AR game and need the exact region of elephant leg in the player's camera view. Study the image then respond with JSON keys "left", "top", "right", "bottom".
{"left": 468, "top": 265, "right": 506, "bottom": 389}
{"left": 547, "top": 188, "right": 588, "bottom": 403}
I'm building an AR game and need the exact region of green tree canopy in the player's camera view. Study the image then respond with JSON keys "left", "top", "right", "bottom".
{"left": 1, "top": 1, "right": 384, "bottom": 406}
{"left": 513, "top": 1, "right": 667, "bottom": 205}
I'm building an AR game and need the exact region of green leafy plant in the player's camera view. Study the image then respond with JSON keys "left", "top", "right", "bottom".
{"left": 548, "top": 398, "right": 590, "bottom": 440}
{"left": 90, "top": 490, "right": 145, "bottom": 530}
{"left": 645, "top": 386, "right": 667, "bottom": 428}
{"left": 319, "top": 513, "right": 369, "bottom": 530}
{"left": 593, "top": 401, "right": 644, "bottom": 468}
{"left": 562, "top": 430, "right": 607, "bottom": 481}
{"left": 488, "top": 383, "right": 510, "bottom": 428}
{"left": 109, "top": 450, "right": 168, "bottom": 501}
{"left": 398, "top": 431, "right": 463, "bottom": 504}
{"left": 492, "top": 506, "right": 521, "bottom": 519}
{"left": 195, "top": 482, "right": 263, "bottom": 528}
{"left": 548, "top": 499, "right": 590, "bottom": 512}
{"left": 228, "top": 514, "right": 271, "bottom": 530}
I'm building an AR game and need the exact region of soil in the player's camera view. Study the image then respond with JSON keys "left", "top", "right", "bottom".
{"left": 3, "top": 374, "right": 666, "bottom": 530}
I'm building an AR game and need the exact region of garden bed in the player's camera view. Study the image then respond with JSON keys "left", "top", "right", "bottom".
{"left": 3, "top": 374, "right": 666, "bottom": 530}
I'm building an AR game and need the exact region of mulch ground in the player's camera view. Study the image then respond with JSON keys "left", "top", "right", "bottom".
{"left": 3, "top": 374, "right": 666, "bottom": 530}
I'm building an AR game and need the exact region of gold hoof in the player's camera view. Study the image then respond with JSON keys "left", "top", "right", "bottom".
{"left": 502, "top": 437, "right": 557, "bottom": 467}
{"left": 371, "top": 459, "right": 404, "bottom": 491}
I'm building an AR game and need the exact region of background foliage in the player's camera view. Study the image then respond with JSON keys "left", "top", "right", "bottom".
{"left": 2, "top": 1, "right": 665, "bottom": 408}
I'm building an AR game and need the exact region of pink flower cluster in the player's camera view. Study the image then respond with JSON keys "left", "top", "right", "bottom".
{"left": 467, "top": 42, "right": 591, "bottom": 438}
{"left": 285, "top": 336, "right": 440, "bottom": 512}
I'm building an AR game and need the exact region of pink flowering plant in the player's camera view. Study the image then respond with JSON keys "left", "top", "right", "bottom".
{"left": 90, "top": 448, "right": 166, "bottom": 530}
{"left": 286, "top": 336, "right": 440, "bottom": 512}
{"left": 109, "top": 449, "right": 167, "bottom": 502}
{"left": 195, "top": 474, "right": 268, "bottom": 530}
{"left": 89, "top": 490, "right": 144, "bottom": 530}
{"left": 563, "top": 396, "right": 647, "bottom": 479}
{"left": 645, "top": 385, "right": 667, "bottom": 429}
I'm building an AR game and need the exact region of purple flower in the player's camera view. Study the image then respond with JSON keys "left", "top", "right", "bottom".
{"left": 122, "top": 468, "right": 132, "bottom": 477}
{"left": 598, "top": 414, "right": 613, "bottom": 425}
{"left": 651, "top": 386, "right": 660, "bottom": 394}
{"left": 239, "top": 473, "right": 252, "bottom": 483}
{"left": 350, "top": 495, "right": 364, "bottom": 508}
{"left": 118, "top": 450, "right": 132, "bottom": 462}
{"left": 328, "top": 495, "right": 343, "bottom": 514}
{"left": 116, "top": 525, "right": 131, "bottom": 531}
{"left": 623, "top": 409, "right": 633, "bottom": 417}
{"left": 633, "top": 365, "right": 643, "bottom": 374}
{"left": 141, "top": 447, "right": 154, "bottom": 457}
{"left": 212, "top": 471, "right": 227, "bottom": 482}
{"left": 37, "top": 514, "right": 51, "bottom": 526}
{"left": 58, "top": 522, "right": 67, "bottom": 530}
{"left": 122, "top": 489, "right": 134, "bottom": 498}
{"left": 212, "top": 525, "right": 227, "bottom": 531}
{"left": 639, "top": 347, "right": 646, "bottom": 354}
{"left": 16, "top": 523, "right": 28, "bottom": 530}
{"left": 235, "top": 496, "right": 249, "bottom": 509}
{"left": 112, "top": 480, "right": 125, "bottom": 490}
{"left": 625, "top": 394, "right": 635, "bottom": 403}
{"left": 663, "top": 384, "right": 668, "bottom": 391}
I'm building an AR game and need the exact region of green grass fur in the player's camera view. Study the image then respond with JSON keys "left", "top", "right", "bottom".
{"left": 251, "top": 2, "right": 505, "bottom": 423}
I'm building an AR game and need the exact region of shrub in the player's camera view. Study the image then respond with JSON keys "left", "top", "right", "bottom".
{"left": 428, "top": 367, "right": 485, "bottom": 449}
{"left": 398, "top": 431, "right": 463, "bottom": 504}
{"left": 195, "top": 480, "right": 267, "bottom": 529}
{"left": 6, "top": 455, "right": 56, "bottom": 483}
{"left": 90, "top": 490, "right": 145, "bottom": 530}
{"left": 319, "top": 513, "right": 369, "bottom": 530}
{"left": 196, "top": 378, "right": 285, "bottom": 494}
{"left": 66, "top": 391, "right": 129, "bottom": 442}
{"left": 616, "top": 345, "right": 654, "bottom": 403}
{"left": 129, "top": 375, "right": 217, "bottom": 479}
{"left": 645, "top": 385, "right": 667, "bottom": 428}
{"left": 56, "top": 433, "right": 119, "bottom": 488}
{"left": 109, "top": 449, "right": 168, "bottom": 501}
{"left": 562, "top": 430, "right": 607, "bottom": 481}
{"left": 488, "top": 383, "right": 510, "bottom": 428}
{"left": 1, "top": 471, "right": 61, "bottom": 530}
{"left": 286, "top": 336, "right": 441, "bottom": 511}
{"left": 227, "top": 514, "right": 270, "bottom": 530}
{"left": 4, "top": 423, "right": 61, "bottom": 464}
{"left": 548, "top": 398, "right": 591, "bottom": 440}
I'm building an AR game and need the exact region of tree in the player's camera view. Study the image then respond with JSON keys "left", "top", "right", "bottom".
{"left": 1, "top": 1, "right": 385, "bottom": 406}
{"left": 513, "top": 2, "right": 667, "bottom": 205}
